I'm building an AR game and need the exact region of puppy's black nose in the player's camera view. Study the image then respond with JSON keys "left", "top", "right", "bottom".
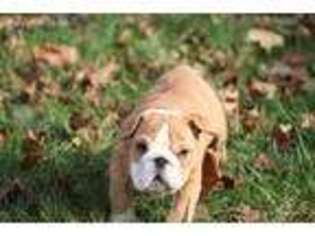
{"left": 154, "top": 157, "right": 168, "bottom": 168}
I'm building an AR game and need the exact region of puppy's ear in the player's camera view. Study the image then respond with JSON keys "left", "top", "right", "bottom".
{"left": 188, "top": 114, "right": 213, "bottom": 136}
{"left": 188, "top": 119, "right": 202, "bottom": 140}
{"left": 188, "top": 114, "right": 219, "bottom": 149}
{"left": 120, "top": 114, "right": 144, "bottom": 139}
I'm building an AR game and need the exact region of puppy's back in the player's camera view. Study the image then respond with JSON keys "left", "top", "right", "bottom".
{"left": 154, "top": 65, "right": 227, "bottom": 142}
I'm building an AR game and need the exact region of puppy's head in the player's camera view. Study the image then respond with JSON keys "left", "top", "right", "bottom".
{"left": 121, "top": 109, "right": 216, "bottom": 194}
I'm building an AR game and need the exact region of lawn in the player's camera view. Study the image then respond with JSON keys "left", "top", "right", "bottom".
{"left": 0, "top": 15, "right": 315, "bottom": 222}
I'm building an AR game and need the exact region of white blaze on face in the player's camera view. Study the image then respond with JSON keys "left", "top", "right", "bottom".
{"left": 151, "top": 123, "right": 169, "bottom": 149}
{"left": 130, "top": 122, "right": 184, "bottom": 192}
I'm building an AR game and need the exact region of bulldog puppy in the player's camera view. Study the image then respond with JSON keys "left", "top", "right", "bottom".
{"left": 109, "top": 65, "right": 227, "bottom": 222}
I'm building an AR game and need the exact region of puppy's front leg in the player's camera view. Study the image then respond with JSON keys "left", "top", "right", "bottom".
{"left": 109, "top": 146, "right": 137, "bottom": 222}
{"left": 167, "top": 166, "right": 202, "bottom": 222}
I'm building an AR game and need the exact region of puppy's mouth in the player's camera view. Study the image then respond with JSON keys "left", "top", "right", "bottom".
{"left": 147, "top": 174, "right": 171, "bottom": 193}
{"left": 153, "top": 174, "right": 164, "bottom": 184}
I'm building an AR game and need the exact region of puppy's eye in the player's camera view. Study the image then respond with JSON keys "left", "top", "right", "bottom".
{"left": 178, "top": 149, "right": 190, "bottom": 158}
{"left": 136, "top": 141, "right": 148, "bottom": 154}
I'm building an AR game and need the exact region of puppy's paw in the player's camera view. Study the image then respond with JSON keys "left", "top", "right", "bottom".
{"left": 110, "top": 209, "right": 139, "bottom": 222}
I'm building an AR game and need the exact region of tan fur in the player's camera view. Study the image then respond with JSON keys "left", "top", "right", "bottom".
{"left": 109, "top": 65, "right": 228, "bottom": 222}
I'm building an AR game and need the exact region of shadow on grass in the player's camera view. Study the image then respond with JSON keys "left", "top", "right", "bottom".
{"left": 0, "top": 145, "right": 112, "bottom": 222}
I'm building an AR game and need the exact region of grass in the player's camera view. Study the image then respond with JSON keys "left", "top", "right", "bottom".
{"left": 0, "top": 15, "right": 315, "bottom": 222}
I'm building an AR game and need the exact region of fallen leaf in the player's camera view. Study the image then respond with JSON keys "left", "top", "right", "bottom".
{"left": 101, "top": 62, "right": 119, "bottom": 85}
{"left": 138, "top": 17, "right": 155, "bottom": 37}
{"left": 194, "top": 204, "right": 211, "bottom": 222}
{"left": 79, "top": 124, "right": 102, "bottom": 143}
{"left": 0, "top": 129, "right": 7, "bottom": 143}
{"left": 268, "top": 52, "right": 309, "bottom": 95}
{"left": 0, "top": 16, "right": 20, "bottom": 31}
{"left": 43, "top": 80, "right": 62, "bottom": 97}
{"left": 247, "top": 79, "right": 277, "bottom": 99}
{"left": 75, "top": 62, "right": 118, "bottom": 106}
{"left": 241, "top": 106, "right": 261, "bottom": 132}
{"left": 26, "top": 129, "right": 46, "bottom": 143}
{"left": 0, "top": 15, "right": 51, "bottom": 31}
{"left": 301, "top": 112, "right": 315, "bottom": 129}
{"left": 21, "top": 79, "right": 37, "bottom": 102}
{"left": 78, "top": 66, "right": 99, "bottom": 88}
{"left": 71, "top": 136, "right": 82, "bottom": 148}
{"left": 117, "top": 102, "right": 134, "bottom": 127}
{"left": 218, "top": 175, "right": 244, "bottom": 190}
{"left": 117, "top": 29, "right": 133, "bottom": 46}
{"left": 272, "top": 124, "right": 295, "bottom": 151}
{"left": 104, "top": 110, "right": 120, "bottom": 127}
{"left": 34, "top": 43, "right": 79, "bottom": 67}
{"left": 219, "top": 72, "right": 239, "bottom": 125}
{"left": 15, "top": 64, "right": 42, "bottom": 103}
{"left": 56, "top": 173, "right": 72, "bottom": 193}
{"left": 21, "top": 130, "right": 45, "bottom": 170}
{"left": 0, "top": 178, "right": 34, "bottom": 206}
{"left": 254, "top": 153, "right": 274, "bottom": 170}
{"left": 69, "top": 112, "right": 102, "bottom": 149}
{"left": 85, "top": 86, "right": 101, "bottom": 106}
{"left": 247, "top": 28, "right": 284, "bottom": 51}
{"left": 6, "top": 34, "right": 26, "bottom": 53}
{"left": 238, "top": 205, "right": 262, "bottom": 222}
{"left": 301, "top": 15, "right": 315, "bottom": 36}
{"left": 282, "top": 52, "right": 306, "bottom": 67}
{"left": 69, "top": 112, "right": 90, "bottom": 131}
{"left": 15, "top": 64, "right": 41, "bottom": 83}
{"left": 211, "top": 50, "right": 229, "bottom": 70}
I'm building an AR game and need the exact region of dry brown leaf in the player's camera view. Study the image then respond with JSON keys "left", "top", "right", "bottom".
{"left": 101, "top": 62, "right": 119, "bottom": 85}
{"left": 15, "top": 65, "right": 42, "bottom": 103}
{"left": 301, "top": 112, "right": 315, "bottom": 129}
{"left": 0, "top": 16, "right": 51, "bottom": 31}
{"left": 56, "top": 173, "right": 72, "bottom": 193}
{"left": 21, "top": 129, "right": 46, "bottom": 170}
{"left": 138, "top": 18, "right": 155, "bottom": 37}
{"left": 272, "top": 124, "right": 295, "bottom": 151}
{"left": 268, "top": 52, "right": 308, "bottom": 95}
{"left": 211, "top": 50, "right": 229, "bottom": 70}
{"left": 22, "top": 80, "right": 37, "bottom": 100}
{"left": 254, "top": 153, "right": 274, "bottom": 170}
{"left": 69, "top": 111, "right": 97, "bottom": 148}
{"left": 282, "top": 52, "right": 306, "bottom": 67}
{"left": 75, "top": 62, "right": 118, "bottom": 106}
{"left": 80, "top": 125, "right": 102, "bottom": 144}
{"left": 0, "top": 129, "right": 7, "bottom": 143}
{"left": 247, "top": 79, "right": 277, "bottom": 99}
{"left": 75, "top": 66, "right": 97, "bottom": 87}
{"left": 247, "top": 28, "right": 284, "bottom": 51}
{"left": 241, "top": 106, "right": 262, "bottom": 132}
{"left": 219, "top": 73, "right": 239, "bottom": 122}
{"left": 85, "top": 87, "right": 101, "bottom": 107}
{"left": 16, "top": 64, "right": 42, "bottom": 83}
{"left": 0, "top": 179, "right": 33, "bottom": 205}
{"left": 68, "top": 112, "right": 102, "bottom": 148}
{"left": 117, "top": 102, "right": 134, "bottom": 126}
{"left": 69, "top": 112, "right": 90, "bottom": 131}
{"left": 104, "top": 110, "right": 120, "bottom": 127}
{"left": 117, "top": 29, "right": 133, "bottom": 46}
{"left": 34, "top": 43, "right": 79, "bottom": 67}
{"left": 214, "top": 175, "right": 244, "bottom": 191}
{"left": 43, "top": 80, "right": 62, "bottom": 97}
{"left": 239, "top": 205, "right": 262, "bottom": 222}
